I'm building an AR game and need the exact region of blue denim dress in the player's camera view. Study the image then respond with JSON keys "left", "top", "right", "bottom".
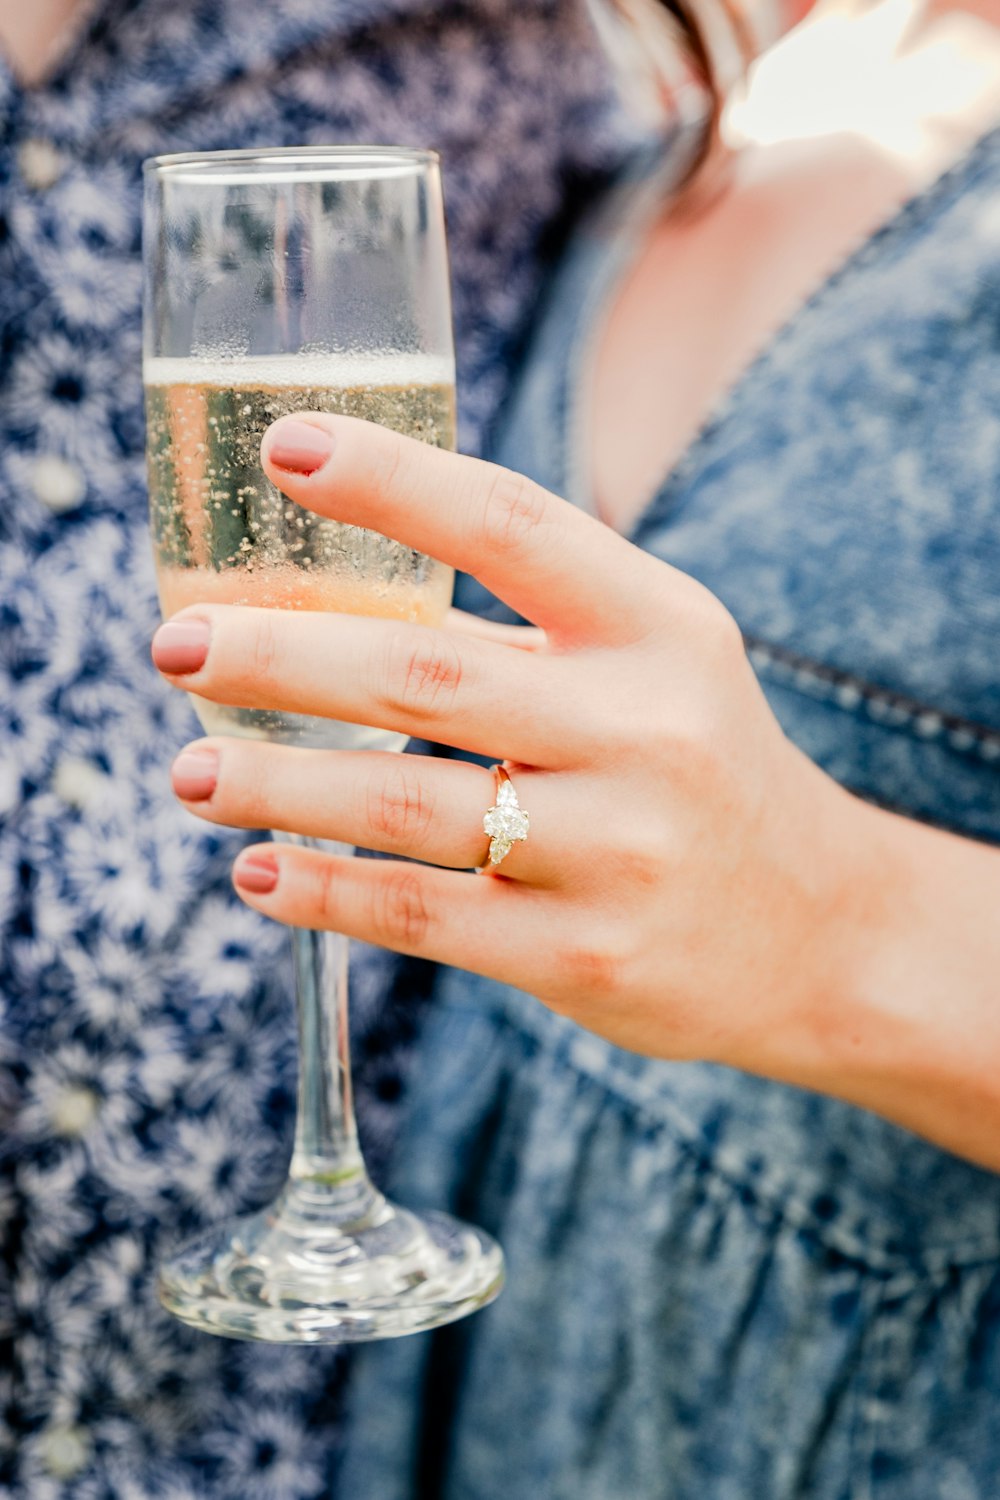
{"left": 338, "top": 125, "right": 1000, "bottom": 1497}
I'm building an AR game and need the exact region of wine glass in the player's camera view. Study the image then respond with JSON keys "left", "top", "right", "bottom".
{"left": 143, "top": 147, "right": 504, "bottom": 1342}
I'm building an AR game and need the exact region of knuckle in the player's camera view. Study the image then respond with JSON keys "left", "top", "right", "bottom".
{"left": 652, "top": 713, "right": 728, "bottom": 796}
{"left": 227, "top": 751, "right": 275, "bottom": 828}
{"left": 480, "top": 466, "right": 550, "bottom": 559}
{"left": 643, "top": 683, "right": 741, "bottom": 783}
{"left": 366, "top": 760, "right": 435, "bottom": 849}
{"left": 700, "top": 597, "right": 745, "bottom": 664}
{"left": 367, "top": 425, "right": 406, "bottom": 502}
{"left": 246, "top": 613, "right": 281, "bottom": 690}
{"left": 373, "top": 868, "right": 431, "bottom": 949}
{"left": 674, "top": 578, "right": 745, "bottom": 667}
{"left": 638, "top": 698, "right": 689, "bottom": 765}
{"left": 376, "top": 628, "right": 464, "bottom": 722}
{"left": 616, "top": 831, "right": 665, "bottom": 891}
{"left": 553, "top": 927, "right": 629, "bottom": 1002}
{"left": 314, "top": 857, "right": 341, "bottom": 929}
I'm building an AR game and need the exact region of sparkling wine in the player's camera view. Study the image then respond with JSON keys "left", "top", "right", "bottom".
{"left": 145, "top": 354, "right": 456, "bottom": 748}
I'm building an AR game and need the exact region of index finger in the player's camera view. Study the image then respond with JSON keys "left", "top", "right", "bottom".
{"left": 260, "top": 413, "right": 670, "bottom": 646}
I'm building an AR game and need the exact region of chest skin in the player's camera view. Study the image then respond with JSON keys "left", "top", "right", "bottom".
{"left": 589, "top": 3, "right": 1000, "bottom": 535}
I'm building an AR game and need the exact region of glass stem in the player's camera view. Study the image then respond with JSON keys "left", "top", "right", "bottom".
{"left": 275, "top": 833, "right": 366, "bottom": 1188}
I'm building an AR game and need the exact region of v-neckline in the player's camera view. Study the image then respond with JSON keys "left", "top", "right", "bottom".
{"left": 565, "top": 119, "right": 1000, "bottom": 547}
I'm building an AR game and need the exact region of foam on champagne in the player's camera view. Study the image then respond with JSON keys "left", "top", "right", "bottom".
{"left": 144, "top": 351, "right": 455, "bottom": 390}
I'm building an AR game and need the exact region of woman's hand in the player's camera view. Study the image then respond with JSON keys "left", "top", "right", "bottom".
{"left": 152, "top": 413, "right": 1000, "bottom": 1169}
{"left": 151, "top": 412, "right": 867, "bottom": 1075}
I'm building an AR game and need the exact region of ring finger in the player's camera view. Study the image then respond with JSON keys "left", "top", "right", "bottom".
{"left": 172, "top": 740, "right": 569, "bottom": 885}
{"left": 152, "top": 606, "right": 594, "bottom": 769}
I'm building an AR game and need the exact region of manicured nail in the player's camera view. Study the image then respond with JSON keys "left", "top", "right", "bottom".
{"left": 234, "top": 850, "right": 279, "bottom": 895}
{"left": 265, "top": 418, "right": 334, "bottom": 475}
{"left": 171, "top": 747, "right": 219, "bottom": 802}
{"left": 152, "top": 619, "right": 210, "bottom": 675}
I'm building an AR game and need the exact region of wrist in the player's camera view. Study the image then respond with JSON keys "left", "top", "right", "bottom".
{"left": 730, "top": 759, "right": 887, "bottom": 1082}
{"left": 744, "top": 765, "right": 1000, "bottom": 1168}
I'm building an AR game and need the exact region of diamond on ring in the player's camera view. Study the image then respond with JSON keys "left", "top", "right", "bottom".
{"left": 482, "top": 767, "right": 529, "bottom": 869}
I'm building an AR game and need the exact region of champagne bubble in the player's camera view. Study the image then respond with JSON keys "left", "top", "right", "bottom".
{"left": 144, "top": 354, "right": 456, "bottom": 750}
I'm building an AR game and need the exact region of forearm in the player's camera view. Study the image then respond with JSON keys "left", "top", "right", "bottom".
{"left": 748, "top": 766, "right": 1000, "bottom": 1171}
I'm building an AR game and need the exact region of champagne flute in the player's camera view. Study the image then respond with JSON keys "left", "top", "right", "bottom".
{"left": 143, "top": 147, "right": 504, "bottom": 1342}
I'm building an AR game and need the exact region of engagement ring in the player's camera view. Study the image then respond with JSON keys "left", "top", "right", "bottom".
{"left": 481, "top": 766, "right": 529, "bottom": 870}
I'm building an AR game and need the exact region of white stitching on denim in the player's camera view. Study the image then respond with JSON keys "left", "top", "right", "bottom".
{"left": 746, "top": 639, "right": 1000, "bottom": 764}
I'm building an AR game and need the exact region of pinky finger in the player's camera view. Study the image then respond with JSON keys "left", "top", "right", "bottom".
{"left": 233, "top": 841, "right": 563, "bottom": 995}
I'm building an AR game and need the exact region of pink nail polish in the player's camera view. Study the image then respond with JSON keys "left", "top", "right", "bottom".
{"left": 265, "top": 418, "right": 334, "bottom": 475}
{"left": 152, "top": 619, "right": 210, "bottom": 675}
{"left": 234, "top": 851, "right": 279, "bottom": 895}
{"left": 172, "top": 747, "right": 218, "bottom": 802}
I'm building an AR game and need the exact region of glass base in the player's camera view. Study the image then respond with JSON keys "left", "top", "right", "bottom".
{"left": 157, "top": 1177, "right": 504, "bottom": 1343}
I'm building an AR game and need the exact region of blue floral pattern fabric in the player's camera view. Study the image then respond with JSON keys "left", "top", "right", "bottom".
{"left": 335, "top": 128, "right": 1000, "bottom": 1497}
{"left": 0, "top": 3, "right": 638, "bottom": 1494}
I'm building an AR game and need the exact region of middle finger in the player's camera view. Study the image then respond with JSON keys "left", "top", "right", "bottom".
{"left": 152, "top": 605, "right": 589, "bottom": 767}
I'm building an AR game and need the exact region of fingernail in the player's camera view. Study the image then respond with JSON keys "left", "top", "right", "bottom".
{"left": 172, "top": 747, "right": 219, "bottom": 802}
{"left": 265, "top": 418, "right": 334, "bottom": 475}
{"left": 234, "top": 850, "right": 279, "bottom": 895}
{"left": 152, "top": 619, "right": 210, "bottom": 675}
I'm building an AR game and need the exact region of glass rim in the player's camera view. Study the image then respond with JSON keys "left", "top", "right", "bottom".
{"left": 143, "top": 145, "right": 439, "bottom": 186}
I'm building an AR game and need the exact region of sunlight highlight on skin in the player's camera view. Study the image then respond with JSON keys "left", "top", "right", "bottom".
{"left": 728, "top": 0, "right": 1000, "bottom": 168}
